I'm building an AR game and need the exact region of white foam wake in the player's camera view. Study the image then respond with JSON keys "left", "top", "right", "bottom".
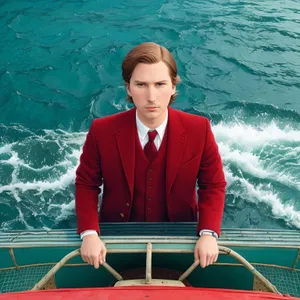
{"left": 213, "top": 121, "right": 300, "bottom": 189}
{"left": 213, "top": 121, "right": 300, "bottom": 146}
{"left": 214, "top": 121, "right": 300, "bottom": 228}
{"left": 225, "top": 167, "right": 300, "bottom": 228}
{"left": 0, "top": 121, "right": 299, "bottom": 229}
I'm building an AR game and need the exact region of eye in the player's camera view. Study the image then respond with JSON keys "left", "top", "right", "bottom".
{"left": 136, "top": 83, "right": 145, "bottom": 87}
{"left": 156, "top": 82, "right": 165, "bottom": 86}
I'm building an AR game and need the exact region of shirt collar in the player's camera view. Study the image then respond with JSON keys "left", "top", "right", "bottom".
{"left": 136, "top": 109, "right": 168, "bottom": 140}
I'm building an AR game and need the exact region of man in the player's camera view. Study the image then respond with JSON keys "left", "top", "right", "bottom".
{"left": 75, "top": 42, "right": 226, "bottom": 270}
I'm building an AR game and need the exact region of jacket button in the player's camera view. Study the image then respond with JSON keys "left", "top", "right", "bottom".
{"left": 126, "top": 203, "right": 130, "bottom": 207}
{"left": 120, "top": 213, "right": 124, "bottom": 218}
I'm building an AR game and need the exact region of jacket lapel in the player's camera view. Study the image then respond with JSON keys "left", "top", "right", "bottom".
{"left": 166, "top": 107, "right": 187, "bottom": 196}
{"left": 116, "top": 108, "right": 136, "bottom": 199}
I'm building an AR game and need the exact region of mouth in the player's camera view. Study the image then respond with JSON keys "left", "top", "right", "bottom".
{"left": 146, "top": 107, "right": 158, "bottom": 110}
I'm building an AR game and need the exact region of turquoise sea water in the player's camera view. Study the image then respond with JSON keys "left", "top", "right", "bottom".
{"left": 0, "top": 0, "right": 299, "bottom": 231}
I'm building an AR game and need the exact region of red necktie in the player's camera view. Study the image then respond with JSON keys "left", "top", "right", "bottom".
{"left": 144, "top": 130, "right": 158, "bottom": 162}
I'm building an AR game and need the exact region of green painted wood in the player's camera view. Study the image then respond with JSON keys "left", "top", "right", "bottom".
{"left": 218, "top": 247, "right": 298, "bottom": 267}
{"left": 0, "top": 249, "right": 14, "bottom": 269}
{"left": 52, "top": 253, "right": 253, "bottom": 291}
{"left": 4, "top": 239, "right": 300, "bottom": 270}
{"left": 295, "top": 250, "right": 300, "bottom": 269}
{"left": 55, "top": 266, "right": 116, "bottom": 288}
{"left": 1, "top": 224, "right": 300, "bottom": 247}
{"left": 1, "top": 250, "right": 300, "bottom": 295}
{"left": 13, "top": 247, "right": 79, "bottom": 266}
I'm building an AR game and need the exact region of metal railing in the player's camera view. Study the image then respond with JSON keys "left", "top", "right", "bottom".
{"left": 31, "top": 243, "right": 280, "bottom": 294}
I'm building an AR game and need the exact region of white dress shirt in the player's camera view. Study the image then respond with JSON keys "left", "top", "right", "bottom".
{"left": 136, "top": 110, "right": 168, "bottom": 150}
{"left": 80, "top": 110, "right": 217, "bottom": 239}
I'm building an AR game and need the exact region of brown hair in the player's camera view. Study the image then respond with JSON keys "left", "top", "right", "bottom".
{"left": 122, "top": 42, "right": 181, "bottom": 104}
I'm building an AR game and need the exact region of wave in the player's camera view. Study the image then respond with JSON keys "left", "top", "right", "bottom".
{"left": 0, "top": 119, "right": 299, "bottom": 230}
{"left": 225, "top": 167, "right": 300, "bottom": 228}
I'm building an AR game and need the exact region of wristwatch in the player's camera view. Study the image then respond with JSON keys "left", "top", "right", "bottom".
{"left": 199, "top": 230, "right": 218, "bottom": 239}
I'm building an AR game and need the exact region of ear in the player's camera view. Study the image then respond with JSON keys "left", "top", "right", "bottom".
{"left": 126, "top": 82, "right": 132, "bottom": 97}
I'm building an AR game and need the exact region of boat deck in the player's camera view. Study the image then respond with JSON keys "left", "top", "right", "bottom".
{"left": 0, "top": 224, "right": 299, "bottom": 296}
{"left": 1, "top": 223, "right": 300, "bottom": 247}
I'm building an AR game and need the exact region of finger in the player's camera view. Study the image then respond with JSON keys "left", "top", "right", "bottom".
{"left": 90, "top": 255, "right": 97, "bottom": 269}
{"left": 100, "top": 247, "right": 107, "bottom": 265}
{"left": 208, "top": 255, "right": 214, "bottom": 267}
{"left": 82, "top": 255, "right": 90, "bottom": 264}
{"left": 214, "top": 253, "right": 218, "bottom": 263}
{"left": 93, "top": 256, "right": 99, "bottom": 269}
{"left": 81, "top": 254, "right": 87, "bottom": 263}
{"left": 88, "top": 255, "right": 95, "bottom": 266}
{"left": 80, "top": 248, "right": 87, "bottom": 263}
{"left": 205, "top": 255, "right": 210, "bottom": 267}
{"left": 99, "top": 251, "right": 104, "bottom": 265}
{"left": 210, "top": 253, "right": 218, "bottom": 266}
{"left": 86, "top": 256, "right": 92, "bottom": 265}
{"left": 200, "top": 252, "right": 206, "bottom": 268}
{"left": 194, "top": 248, "right": 199, "bottom": 262}
{"left": 211, "top": 254, "right": 216, "bottom": 265}
{"left": 205, "top": 255, "right": 211, "bottom": 267}
{"left": 102, "top": 247, "right": 107, "bottom": 264}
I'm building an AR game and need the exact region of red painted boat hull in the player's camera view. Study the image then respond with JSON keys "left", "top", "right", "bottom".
{"left": 0, "top": 287, "right": 298, "bottom": 300}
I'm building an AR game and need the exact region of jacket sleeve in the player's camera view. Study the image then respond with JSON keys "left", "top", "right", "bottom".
{"left": 196, "top": 118, "right": 226, "bottom": 237}
{"left": 75, "top": 120, "right": 103, "bottom": 235}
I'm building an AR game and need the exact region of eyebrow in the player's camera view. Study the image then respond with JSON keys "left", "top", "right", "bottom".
{"left": 133, "top": 80, "right": 168, "bottom": 84}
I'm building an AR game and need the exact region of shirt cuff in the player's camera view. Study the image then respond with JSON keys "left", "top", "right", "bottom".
{"left": 199, "top": 229, "right": 219, "bottom": 239}
{"left": 80, "top": 230, "right": 98, "bottom": 239}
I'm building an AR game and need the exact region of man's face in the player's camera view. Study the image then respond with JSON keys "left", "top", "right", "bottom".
{"left": 126, "top": 61, "right": 176, "bottom": 125}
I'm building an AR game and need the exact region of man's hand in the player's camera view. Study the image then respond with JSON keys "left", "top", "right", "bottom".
{"left": 194, "top": 235, "right": 219, "bottom": 268}
{"left": 80, "top": 235, "right": 107, "bottom": 269}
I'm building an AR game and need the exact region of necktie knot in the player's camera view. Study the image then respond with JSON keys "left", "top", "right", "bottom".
{"left": 144, "top": 130, "right": 158, "bottom": 162}
{"left": 148, "top": 130, "right": 158, "bottom": 142}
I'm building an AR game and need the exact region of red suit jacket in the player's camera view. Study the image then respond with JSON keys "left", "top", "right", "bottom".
{"left": 75, "top": 107, "right": 226, "bottom": 236}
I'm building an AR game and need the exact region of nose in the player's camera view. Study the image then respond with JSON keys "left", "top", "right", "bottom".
{"left": 147, "top": 85, "right": 156, "bottom": 102}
